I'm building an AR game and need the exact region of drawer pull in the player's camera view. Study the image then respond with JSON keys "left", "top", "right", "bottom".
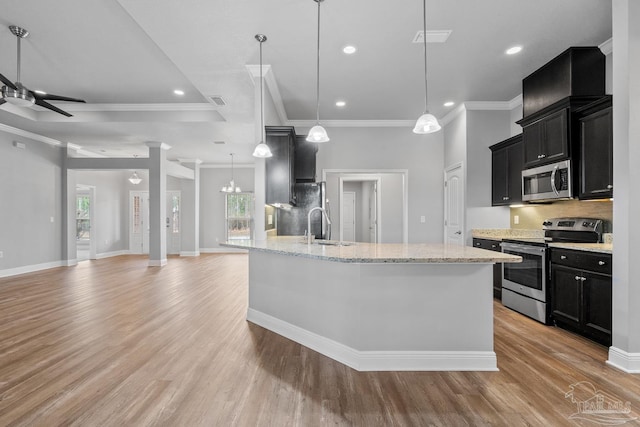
{"left": 575, "top": 275, "right": 581, "bottom": 281}
{"left": 561, "top": 255, "right": 567, "bottom": 260}
{"left": 475, "top": 243, "right": 481, "bottom": 246}
{"left": 598, "top": 261, "right": 606, "bottom": 266}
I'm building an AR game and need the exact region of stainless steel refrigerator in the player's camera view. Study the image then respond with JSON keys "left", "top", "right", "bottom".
{"left": 276, "top": 182, "right": 330, "bottom": 239}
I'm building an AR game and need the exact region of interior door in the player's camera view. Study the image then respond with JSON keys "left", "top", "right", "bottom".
{"left": 444, "top": 163, "right": 465, "bottom": 245}
{"left": 342, "top": 191, "right": 356, "bottom": 241}
{"left": 130, "top": 191, "right": 150, "bottom": 254}
{"left": 167, "top": 191, "right": 181, "bottom": 255}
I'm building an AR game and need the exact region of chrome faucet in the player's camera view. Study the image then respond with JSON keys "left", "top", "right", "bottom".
{"left": 307, "top": 206, "right": 331, "bottom": 244}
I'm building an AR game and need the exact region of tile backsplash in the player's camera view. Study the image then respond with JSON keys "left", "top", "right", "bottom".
{"left": 511, "top": 199, "right": 613, "bottom": 230}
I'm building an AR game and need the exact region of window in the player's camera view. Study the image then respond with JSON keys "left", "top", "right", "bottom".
{"left": 226, "top": 193, "right": 253, "bottom": 241}
{"left": 76, "top": 195, "right": 91, "bottom": 240}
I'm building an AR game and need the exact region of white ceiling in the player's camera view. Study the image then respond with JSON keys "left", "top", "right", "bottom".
{"left": 0, "top": 0, "right": 612, "bottom": 164}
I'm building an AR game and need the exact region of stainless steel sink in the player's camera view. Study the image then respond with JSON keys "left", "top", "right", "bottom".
{"left": 314, "top": 240, "right": 355, "bottom": 247}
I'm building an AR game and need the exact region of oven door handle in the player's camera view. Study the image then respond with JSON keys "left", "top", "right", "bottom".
{"left": 550, "top": 165, "right": 560, "bottom": 196}
{"left": 500, "top": 243, "right": 546, "bottom": 256}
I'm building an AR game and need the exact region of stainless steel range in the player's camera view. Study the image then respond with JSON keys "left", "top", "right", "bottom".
{"left": 500, "top": 217, "right": 605, "bottom": 324}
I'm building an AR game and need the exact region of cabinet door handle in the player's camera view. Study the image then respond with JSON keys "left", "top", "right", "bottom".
{"left": 561, "top": 255, "right": 567, "bottom": 260}
{"left": 581, "top": 277, "right": 587, "bottom": 282}
{"left": 598, "top": 261, "right": 606, "bottom": 266}
{"left": 503, "top": 196, "right": 509, "bottom": 200}
{"left": 575, "top": 275, "right": 581, "bottom": 281}
{"left": 537, "top": 154, "right": 546, "bottom": 159}
{"left": 491, "top": 244, "right": 497, "bottom": 249}
{"left": 475, "top": 242, "right": 481, "bottom": 246}
{"left": 607, "top": 184, "right": 613, "bottom": 189}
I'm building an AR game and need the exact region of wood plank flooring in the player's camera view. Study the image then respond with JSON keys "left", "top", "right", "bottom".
{"left": 0, "top": 254, "right": 639, "bottom": 426}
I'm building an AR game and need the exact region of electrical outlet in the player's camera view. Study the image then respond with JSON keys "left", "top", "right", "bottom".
{"left": 50, "top": 216, "right": 55, "bottom": 223}
{"left": 514, "top": 215, "right": 520, "bottom": 225}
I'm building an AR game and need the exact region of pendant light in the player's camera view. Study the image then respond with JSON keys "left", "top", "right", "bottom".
{"left": 413, "top": 0, "right": 441, "bottom": 134}
{"left": 252, "top": 34, "right": 273, "bottom": 158}
{"left": 306, "top": 0, "right": 330, "bottom": 143}
{"left": 220, "top": 153, "right": 242, "bottom": 193}
{"left": 128, "top": 155, "right": 142, "bottom": 185}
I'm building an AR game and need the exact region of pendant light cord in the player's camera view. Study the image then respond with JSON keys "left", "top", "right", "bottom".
{"left": 422, "top": 0, "right": 429, "bottom": 114}
{"left": 16, "top": 35, "right": 22, "bottom": 83}
{"left": 259, "top": 39, "right": 265, "bottom": 143}
{"left": 315, "top": 0, "right": 322, "bottom": 124}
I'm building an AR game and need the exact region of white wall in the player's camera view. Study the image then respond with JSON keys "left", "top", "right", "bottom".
{"left": 75, "top": 170, "right": 130, "bottom": 256}
{"left": 0, "top": 132, "right": 62, "bottom": 271}
{"left": 312, "top": 126, "right": 444, "bottom": 243}
{"left": 200, "top": 167, "right": 254, "bottom": 250}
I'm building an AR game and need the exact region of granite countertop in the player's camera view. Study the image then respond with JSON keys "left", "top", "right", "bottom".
{"left": 472, "top": 229, "right": 613, "bottom": 254}
{"left": 547, "top": 242, "right": 613, "bottom": 254}
{"left": 221, "top": 237, "right": 522, "bottom": 264}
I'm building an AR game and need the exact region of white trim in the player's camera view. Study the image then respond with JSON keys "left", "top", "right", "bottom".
{"left": 599, "top": 37, "right": 613, "bottom": 55}
{"left": 247, "top": 308, "right": 497, "bottom": 371}
{"left": 54, "top": 103, "right": 219, "bottom": 112}
{"left": 199, "top": 163, "right": 255, "bottom": 169}
{"left": 177, "top": 158, "right": 203, "bottom": 165}
{"left": 0, "top": 123, "right": 63, "bottom": 146}
{"left": 0, "top": 261, "right": 66, "bottom": 278}
{"left": 180, "top": 251, "right": 201, "bottom": 257}
{"left": 607, "top": 347, "right": 640, "bottom": 373}
{"left": 145, "top": 141, "right": 171, "bottom": 151}
{"left": 287, "top": 119, "right": 414, "bottom": 128}
{"left": 246, "top": 64, "right": 289, "bottom": 128}
{"left": 464, "top": 101, "right": 513, "bottom": 110}
{"left": 148, "top": 259, "right": 168, "bottom": 267}
{"left": 95, "top": 250, "right": 130, "bottom": 260}
{"left": 508, "top": 94, "right": 523, "bottom": 110}
{"left": 200, "top": 247, "right": 249, "bottom": 254}
{"left": 440, "top": 104, "right": 466, "bottom": 127}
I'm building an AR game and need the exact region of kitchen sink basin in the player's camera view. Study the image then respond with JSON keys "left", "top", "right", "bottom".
{"left": 314, "top": 240, "right": 355, "bottom": 247}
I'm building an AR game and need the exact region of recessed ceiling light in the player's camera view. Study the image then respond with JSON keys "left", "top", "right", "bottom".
{"left": 173, "top": 89, "right": 185, "bottom": 96}
{"left": 506, "top": 46, "right": 522, "bottom": 55}
{"left": 336, "top": 101, "right": 346, "bottom": 107}
{"left": 342, "top": 45, "right": 357, "bottom": 55}
{"left": 444, "top": 101, "right": 455, "bottom": 107}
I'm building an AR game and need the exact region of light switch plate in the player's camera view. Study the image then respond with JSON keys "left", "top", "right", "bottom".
{"left": 420, "top": 216, "right": 426, "bottom": 223}
{"left": 0, "top": 251, "right": 3, "bottom": 258}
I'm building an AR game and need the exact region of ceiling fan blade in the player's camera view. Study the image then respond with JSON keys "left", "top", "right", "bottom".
{"left": 0, "top": 72, "right": 17, "bottom": 90}
{"left": 35, "top": 92, "right": 86, "bottom": 103}
{"left": 0, "top": 99, "right": 6, "bottom": 106}
{"left": 35, "top": 98, "right": 73, "bottom": 117}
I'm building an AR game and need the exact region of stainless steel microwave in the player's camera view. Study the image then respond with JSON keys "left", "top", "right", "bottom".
{"left": 522, "top": 159, "right": 573, "bottom": 202}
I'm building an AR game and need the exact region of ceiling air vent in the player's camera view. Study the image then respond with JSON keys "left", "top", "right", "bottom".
{"left": 213, "top": 141, "right": 226, "bottom": 145}
{"left": 412, "top": 30, "right": 452, "bottom": 44}
{"left": 209, "top": 96, "right": 227, "bottom": 106}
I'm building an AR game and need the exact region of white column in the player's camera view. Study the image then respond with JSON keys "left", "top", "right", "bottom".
{"left": 179, "top": 159, "right": 201, "bottom": 256}
{"left": 608, "top": 0, "right": 640, "bottom": 373}
{"left": 146, "top": 142, "right": 170, "bottom": 267}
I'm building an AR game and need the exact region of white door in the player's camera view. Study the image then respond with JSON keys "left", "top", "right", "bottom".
{"left": 368, "top": 182, "right": 378, "bottom": 243}
{"left": 130, "top": 191, "right": 150, "bottom": 254}
{"left": 167, "top": 191, "right": 181, "bottom": 255}
{"left": 342, "top": 191, "right": 356, "bottom": 241}
{"left": 76, "top": 186, "right": 96, "bottom": 261}
{"left": 444, "top": 163, "right": 465, "bottom": 245}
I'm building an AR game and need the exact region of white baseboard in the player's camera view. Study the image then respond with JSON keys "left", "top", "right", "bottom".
{"left": 607, "top": 347, "right": 640, "bottom": 373}
{"left": 148, "top": 258, "right": 168, "bottom": 267}
{"left": 180, "top": 251, "right": 200, "bottom": 257}
{"left": 247, "top": 308, "right": 498, "bottom": 372}
{"left": 200, "top": 247, "right": 248, "bottom": 254}
{"left": 0, "top": 260, "right": 65, "bottom": 278}
{"left": 95, "top": 250, "right": 130, "bottom": 260}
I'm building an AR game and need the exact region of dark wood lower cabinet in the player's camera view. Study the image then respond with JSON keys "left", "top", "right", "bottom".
{"left": 550, "top": 248, "right": 611, "bottom": 346}
{"left": 472, "top": 238, "right": 502, "bottom": 299}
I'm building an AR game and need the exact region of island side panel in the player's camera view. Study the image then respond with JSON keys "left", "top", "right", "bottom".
{"left": 246, "top": 250, "right": 496, "bottom": 371}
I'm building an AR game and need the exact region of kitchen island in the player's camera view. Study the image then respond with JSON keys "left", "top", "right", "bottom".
{"left": 222, "top": 237, "right": 521, "bottom": 371}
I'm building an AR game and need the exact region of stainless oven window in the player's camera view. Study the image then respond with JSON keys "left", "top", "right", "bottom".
{"left": 503, "top": 249, "right": 543, "bottom": 291}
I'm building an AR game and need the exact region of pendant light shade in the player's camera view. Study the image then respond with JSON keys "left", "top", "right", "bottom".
{"left": 306, "top": 0, "right": 329, "bottom": 143}
{"left": 413, "top": 0, "right": 441, "bottom": 134}
{"left": 128, "top": 171, "right": 142, "bottom": 185}
{"left": 252, "top": 34, "right": 273, "bottom": 158}
{"left": 413, "top": 112, "right": 441, "bottom": 133}
{"left": 220, "top": 153, "right": 241, "bottom": 193}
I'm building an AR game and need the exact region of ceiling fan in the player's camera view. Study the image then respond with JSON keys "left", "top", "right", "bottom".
{"left": 0, "top": 25, "right": 85, "bottom": 117}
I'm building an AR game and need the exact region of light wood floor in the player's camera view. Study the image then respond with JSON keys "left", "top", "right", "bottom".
{"left": 0, "top": 254, "right": 639, "bottom": 426}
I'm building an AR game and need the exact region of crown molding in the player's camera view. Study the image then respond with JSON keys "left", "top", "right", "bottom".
{"left": 464, "top": 101, "right": 513, "bottom": 110}
{"left": 508, "top": 94, "right": 523, "bottom": 110}
{"left": 286, "top": 119, "right": 415, "bottom": 128}
{"left": 200, "top": 163, "right": 255, "bottom": 169}
{"left": 58, "top": 103, "right": 219, "bottom": 112}
{"left": 145, "top": 141, "right": 172, "bottom": 150}
{"left": 246, "top": 64, "right": 288, "bottom": 126}
{"left": 178, "top": 158, "right": 203, "bottom": 165}
{"left": 0, "top": 123, "right": 62, "bottom": 146}
{"left": 440, "top": 104, "right": 467, "bottom": 127}
{"left": 599, "top": 37, "right": 613, "bottom": 55}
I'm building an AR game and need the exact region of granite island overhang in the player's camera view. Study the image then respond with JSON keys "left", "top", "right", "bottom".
{"left": 222, "top": 237, "right": 521, "bottom": 372}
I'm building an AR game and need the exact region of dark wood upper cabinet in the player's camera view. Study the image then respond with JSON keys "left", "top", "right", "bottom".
{"left": 522, "top": 108, "right": 569, "bottom": 167}
{"left": 522, "top": 47, "right": 605, "bottom": 118}
{"left": 576, "top": 96, "right": 613, "bottom": 200}
{"left": 490, "top": 134, "right": 523, "bottom": 206}
{"left": 294, "top": 135, "right": 318, "bottom": 183}
{"left": 265, "top": 126, "right": 297, "bottom": 206}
